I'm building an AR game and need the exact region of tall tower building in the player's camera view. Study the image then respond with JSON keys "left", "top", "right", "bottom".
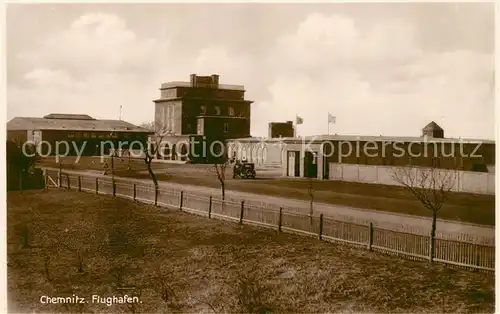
{"left": 153, "top": 74, "right": 253, "bottom": 162}
{"left": 153, "top": 74, "right": 253, "bottom": 139}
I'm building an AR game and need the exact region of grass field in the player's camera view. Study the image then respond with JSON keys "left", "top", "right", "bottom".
{"left": 39, "top": 156, "right": 495, "bottom": 226}
{"left": 7, "top": 189, "right": 494, "bottom": 313}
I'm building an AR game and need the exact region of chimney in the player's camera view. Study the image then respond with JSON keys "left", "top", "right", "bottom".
{"left": 190, "top": 74, "right": 197, "bottom": 87}
{"left": 211, "top": 74, "right": 219, "bottom": 86}
{"left": 286, "top": 121, "right": 293, "bottom": 125}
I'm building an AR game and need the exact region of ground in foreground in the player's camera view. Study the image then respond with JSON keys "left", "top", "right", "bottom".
{"left": 8, "top": 190, "right": 494, "bottom": 313}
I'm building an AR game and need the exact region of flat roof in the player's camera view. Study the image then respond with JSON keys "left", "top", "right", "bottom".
{"left": 160, "top": 81, "right": 245, "bottom": 91}
{"left": 228, "top": 134, "right": 495, "bottom": 145}
{"left": 7, "top": 117, "right": 152, "bottom": 133}
{"left": 154, "top": 97, "right": 253, "bottom": 104}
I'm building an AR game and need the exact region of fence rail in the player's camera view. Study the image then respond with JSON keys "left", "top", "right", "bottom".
{"left": 51, "top": 171, "right": 495, "bottom": 272}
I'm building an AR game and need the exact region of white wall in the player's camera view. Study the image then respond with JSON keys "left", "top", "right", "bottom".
{"left": 227, "top": 141, "right": 285, "bottom": 166}
{"left": 328, "top": 163, "right": 495, "bottom": 195}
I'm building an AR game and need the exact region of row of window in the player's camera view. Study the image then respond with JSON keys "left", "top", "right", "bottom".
{"left": 196, "top": 120, "right": 229, "bottom": 135}
{"left": 160, "top": 105, "right": 175, "bottom": 132}
{"left": 67, "top": 132, "right": 148, "bottom": 140}
{"left": 200, "top": 105, "right": 237, "bottom": 116}
{"left": 161, "top": 88, "right": 245, "bottom": 100}
{"left": 67, "top": 132, "right": 121, "bottom": 139}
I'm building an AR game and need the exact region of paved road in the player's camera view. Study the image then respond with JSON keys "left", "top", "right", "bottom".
{"left": 44, "top": 167, "right": 495, "bottom": 244}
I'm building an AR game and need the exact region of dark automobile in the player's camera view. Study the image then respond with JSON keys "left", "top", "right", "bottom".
{"left": 233, "top": 161, "right": 256, "bottom": 179}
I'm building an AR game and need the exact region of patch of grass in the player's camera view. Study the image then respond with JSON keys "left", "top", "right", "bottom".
{"left": 8, "top": 190, "right": 494, "bottom": 313}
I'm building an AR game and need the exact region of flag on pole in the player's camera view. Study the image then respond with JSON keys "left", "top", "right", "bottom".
{"left": 296, "top": 115, "right": 304, "bottom": 125}
{"left": 328, "top": 113, "right": 336, "bottom": 124}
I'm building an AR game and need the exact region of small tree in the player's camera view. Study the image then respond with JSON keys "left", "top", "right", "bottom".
{"left": 211, "top": 160, "right": 230, "bottom": 201}
{"left": 142, "top": 120, "right": 171, "bottom": 190}
{"left": 392, "top": 165, "right": 457, "bottom": 261}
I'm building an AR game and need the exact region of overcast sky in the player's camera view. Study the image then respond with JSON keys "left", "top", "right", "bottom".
{"left": 6, "top": 3, "right": 495, "bottom": 139}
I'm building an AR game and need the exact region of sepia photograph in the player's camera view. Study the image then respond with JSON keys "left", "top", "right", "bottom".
{"left": 4, "top": 2, "right": 496, "bottom": 313}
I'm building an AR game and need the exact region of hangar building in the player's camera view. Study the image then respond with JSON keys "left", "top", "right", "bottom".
{"left": 7, "top": 113, "right": 151, "bottom": 156}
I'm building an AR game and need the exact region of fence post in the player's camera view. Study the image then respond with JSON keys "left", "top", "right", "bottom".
{"left": 475, "top": 246, "right": 480, "bottom": 268}
{"left": 208, "top": 196, "right": 212, "bottom": 218}
{"left": 112, "top": 181, "right": 116, "bottom": 197}
{"left": 78, "top": 176, "right": 81, "bottom": 192}
{"left": 179, "top": 191, "right": 184, "bottom": 211}
{"left": 278, "top": 207, "right": 283, "bottom": 232}
{"left": 154, "top": 186, "right": 158, "bottom": 206}
{"left": 318, "top": 214, "right": 324, "bottom": 240}
{"left": 58, "top": 170, "right": 62, "bottom": 188}
{"left": 44, "top": 173, "right": 48, "bottom": 190}
{"left": 95, "top": 178, "right": 98, "bottom": 194}
{"left": 239, "top": 201, "right": 245, "bottom": 224}
{"left": 368, "top": 222, "right": 373, "bottom": 251}
{"left": 66, "top": 174, "right": 70, "bottom": 189}
{"left": 133, "top": 184, "right": 136, "bottom": 201}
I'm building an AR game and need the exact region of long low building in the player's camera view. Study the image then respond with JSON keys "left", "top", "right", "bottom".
{"left": 7, "top": 113, "right": 152, "bottom": 156}
{"left": 227, "top": 122, "right": 495, "bottom": 194}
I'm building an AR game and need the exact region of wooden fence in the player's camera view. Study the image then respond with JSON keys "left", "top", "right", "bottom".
{"left": 47, "top": 171, "right": 495, "bottom": 272}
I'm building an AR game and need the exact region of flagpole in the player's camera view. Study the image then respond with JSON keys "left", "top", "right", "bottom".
{"left": 295, "top": 113, "right": 297, "bottom": 138}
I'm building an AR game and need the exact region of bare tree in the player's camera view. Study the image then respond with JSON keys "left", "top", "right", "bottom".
{"left": 138, "top": 121, "right": 155, "bottom": 132}
{"left": 391, "top": 165, "right": 457, "bottom": 261}
{"left": 210, "top": 160, "right": 230, "bottom": 201}
{"left": 142, "top": 120, "right": 172, "bottom": 190}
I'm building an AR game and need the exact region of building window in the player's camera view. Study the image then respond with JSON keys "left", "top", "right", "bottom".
{"left": 161, "top": 106, "right": 166, "bottom": 128}
{"left": 197, "top": 119, "right": 203, "bottom": 135}
{"left": 161, "top": 89, "right": 176, "bottom": 99}
{"left": 224, "top": 122, "right": 229, "bottom": 133}
{"left": 169, "top": 104, "right": 175, "bottom": 132}
{"left": 228, "top": 106, "right": 235, "bottom": 116}
{"left": 200, "top": 105, "right": 206, "bottom": 114}
{"left": 215, "top": 106, "right": 221, "bottom": 115}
